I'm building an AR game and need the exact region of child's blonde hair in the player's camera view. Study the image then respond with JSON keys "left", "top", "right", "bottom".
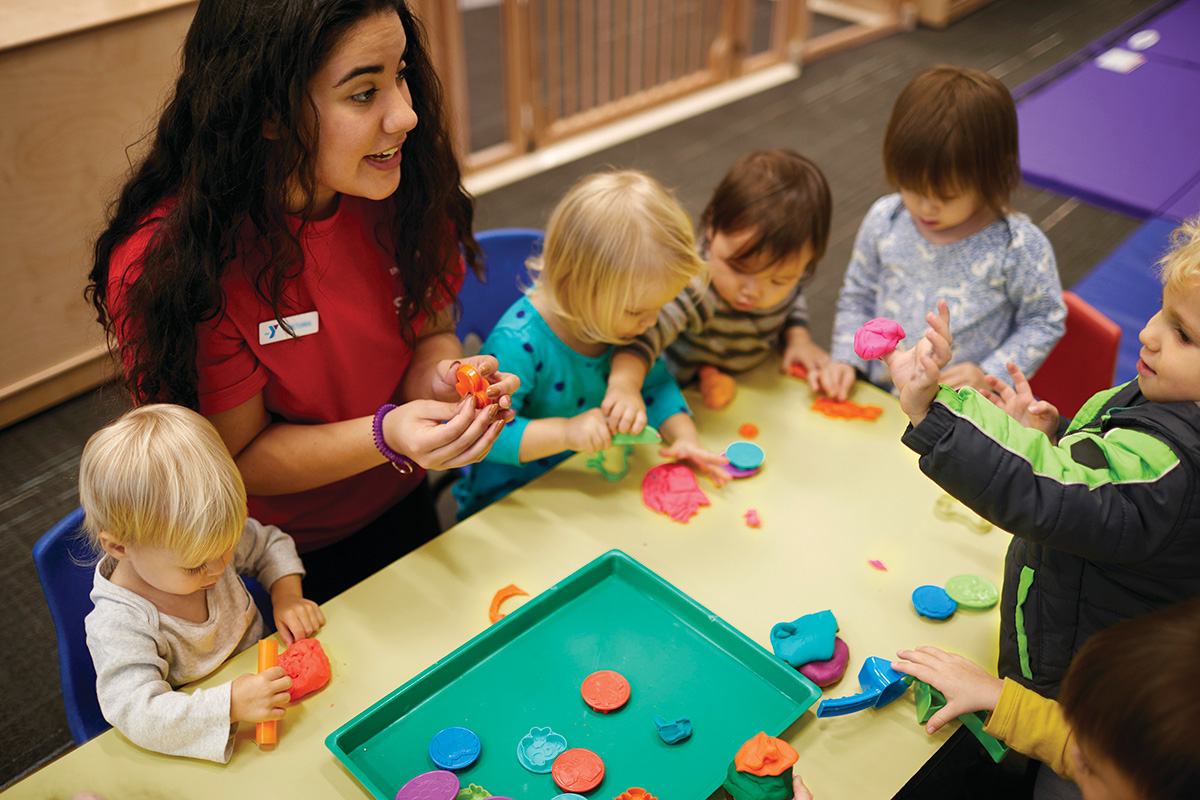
{"left": 1159, "top": 215, "right": 1200, "bottom": 293}
{"left": 528, "top": 170, "right": 705, "bottom": 344}
{"left": 79, "top": 404, "right": 247, "bottom": 565}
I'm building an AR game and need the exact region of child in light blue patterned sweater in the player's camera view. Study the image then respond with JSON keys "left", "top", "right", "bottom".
{"left": 818, "top": 65, "right": 1066, "bottom": 401}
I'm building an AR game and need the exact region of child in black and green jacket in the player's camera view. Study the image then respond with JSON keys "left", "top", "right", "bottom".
{"left": 883, "top": 216, "right": 1200, "bottom": 701}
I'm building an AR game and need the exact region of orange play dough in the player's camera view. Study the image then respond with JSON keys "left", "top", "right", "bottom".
{"left": 698, "top": 365, "right": 736, "bottom": 409}
{"left": 488, "top": 584, "right": 528, "bottom": 623}
{"left": 812, "top": 396, "right": 883, "bottom": 421}
{"left": 738, "top": 423, "right": 759, "bottom": 438}
{"left": 733, "top": 731, "right": 799, "bottom": 777}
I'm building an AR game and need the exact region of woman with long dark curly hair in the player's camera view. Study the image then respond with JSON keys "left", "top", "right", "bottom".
{"left": 87, "top": 0, "right": 518, "bottom": 602}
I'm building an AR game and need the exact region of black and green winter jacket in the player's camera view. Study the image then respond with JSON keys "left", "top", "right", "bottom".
{"left": 902, "top": 380, "right": 1200, "bottom": 697}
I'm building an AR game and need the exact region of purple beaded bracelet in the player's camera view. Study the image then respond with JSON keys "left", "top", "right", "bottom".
{"left": 372, "top": 404, "right": 415, "bottom": 474}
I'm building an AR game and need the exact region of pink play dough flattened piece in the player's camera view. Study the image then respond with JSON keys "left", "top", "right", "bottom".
{"left": 798, "top": 636, "right": 850, "bottom": 687}
{"left": 278, "top": 638, "right": 331, "bottom": 701}
{"left": 853, "top": 318, "right": 905, "bottom": 360}
{"left": 642, "top": 463, "right": 710, "bottom": 523}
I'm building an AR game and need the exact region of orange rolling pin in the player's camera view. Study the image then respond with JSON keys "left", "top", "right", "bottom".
{"left": 256, "top": 639, "right": 278, "bottom": 747}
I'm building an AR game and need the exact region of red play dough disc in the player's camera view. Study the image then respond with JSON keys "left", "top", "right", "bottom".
{"left": 580, "top": 670, "right": 630, "bottom": 712}
{"left": 552, "top": 748, "right": 605, "bottom": 792}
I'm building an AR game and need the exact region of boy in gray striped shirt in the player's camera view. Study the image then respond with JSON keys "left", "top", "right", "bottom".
{"left": 603, "top": 150, "right": 832, "bottom": 431}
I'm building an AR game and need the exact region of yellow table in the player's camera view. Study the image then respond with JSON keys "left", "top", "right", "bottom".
{"left": 5, "top": 367, "right": 1009, "bottom": 799}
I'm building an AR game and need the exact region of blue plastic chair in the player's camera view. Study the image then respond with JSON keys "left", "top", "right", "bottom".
{"left": 32, "top": 507, "right": 275, "bottom": 745}
{"left": 32, "top": 507, "right": 109, "bottom": 744}
{"left": 456, "top": 228, "right": 544, "bottom": 345}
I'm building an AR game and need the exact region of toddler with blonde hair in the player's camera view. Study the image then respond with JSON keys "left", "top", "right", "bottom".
{"left": 453, "top": 170, "right": 728, "bottom": 519}
{"left": 81, "top": 404, "right": 323, "bottom": 762}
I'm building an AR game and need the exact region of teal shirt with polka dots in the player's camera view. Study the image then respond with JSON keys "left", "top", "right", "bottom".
{"left": 453, "top": 296, "right": 691, "bottom": 519}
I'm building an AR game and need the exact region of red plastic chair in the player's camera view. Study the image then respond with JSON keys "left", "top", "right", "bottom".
{"left": 1028, "top": 291, "right": 1121, "bottom": 419}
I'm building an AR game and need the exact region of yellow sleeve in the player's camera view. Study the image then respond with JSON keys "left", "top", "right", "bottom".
{"left": 982, "top": 678, "right": 1077, "bottom": 779}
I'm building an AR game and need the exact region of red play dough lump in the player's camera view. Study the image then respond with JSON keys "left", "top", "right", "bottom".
{"left": 278, "top": 638, "right": 331, "bottom": 701}
{"left": 853, "top": 318, "right": 905, "bottom": 360}
{"left": 733, "top": 731, "right": 799, "bottom": 777}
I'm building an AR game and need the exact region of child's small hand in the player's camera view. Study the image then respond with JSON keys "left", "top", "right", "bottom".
{"left": 984, "top": 362, "right": 1060, "bottom": 441}
{"left": 658, "top": 440, "right": 731, "bottom": 487}
{"left": 566, "top": 408, "right": 612, "bottom": 452}
{"left": 891, "top": 646, "right": 1004, "bottom": 734}
{"left": 601, "top": 383, "right": 648, "bottom": 435}
{"left": 793, "top": 774, "right": 814, "bottom": 800}
{"left": 782, "top": 330, "right": 831, "bottom": 393}
{"left": 230, "top": 667, "right": 292, "bottom": 724}
{"left": 881, "top": 300, "right": 953, "bottom": 426}
{"left": 813, "top": 362, "right": 857, "bottom": 401}
{"left": 432, "top": 356, "right": 519, "bottom": 421}
{"left": 940, "top": 362, "right": 988, "bottom": 392}
{"left": 272, "top": 596, "right": 325, "bottom": 646}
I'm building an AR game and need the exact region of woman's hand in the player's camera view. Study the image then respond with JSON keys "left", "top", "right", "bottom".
{"left": 891, "top": 646, "right": 1003, "bottom": 734}
{"left": 984, "top": 362, "right": 1060, "bottom": 441}
{"left": 431, "top": 356, "right": 519, "bottom": 421}
{"left": 381, "top": 396, "right": 505, "bottom": 470}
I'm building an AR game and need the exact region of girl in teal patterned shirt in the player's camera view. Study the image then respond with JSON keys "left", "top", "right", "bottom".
{"left": 453, "top": 170, "right": 730, "bottom": 519}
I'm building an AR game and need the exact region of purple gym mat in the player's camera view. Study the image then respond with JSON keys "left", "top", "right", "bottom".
{"left": 1164, "top": 177, "right": 1200, "bottom": 222}
{"left": 1119, "top": 0, "right": 1200, "bottom": 67}
{"left": 1018, "top": 56, "right": 1200, "bottom": 220}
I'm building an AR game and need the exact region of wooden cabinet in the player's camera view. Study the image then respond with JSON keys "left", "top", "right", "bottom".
{"left": 0, "top": 1, "right": 198, "bottom": 426}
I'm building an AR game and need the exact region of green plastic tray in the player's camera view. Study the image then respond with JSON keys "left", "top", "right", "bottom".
{"left": 326, "top": 550, "right": 820, "bottom": 798}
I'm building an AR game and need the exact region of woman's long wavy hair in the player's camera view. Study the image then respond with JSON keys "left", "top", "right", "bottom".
{"left": 86, "top": 0, "right": 480, "bottom": 407}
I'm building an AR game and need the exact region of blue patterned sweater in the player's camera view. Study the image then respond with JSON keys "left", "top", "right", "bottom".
{"left": 831, "top": 194, "right": 1066, "bottom": 388}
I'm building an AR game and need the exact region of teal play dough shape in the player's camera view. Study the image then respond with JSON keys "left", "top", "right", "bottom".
{"left": 516, "top": 726, "right": 567, "bottom": 773}
{"left": 725, "top": 441, "right": 765, "bottom": 470}
{"left": 912, "top": 585, "right": 958, "bottom": 620}
{"left": 770, "top": 609, "right": 837, "bottom": 667}
{"left": 429, "top": 726, "right": 481, "bottom": 770}
{"left": 944, "top": 574, "right": 1000, "bottom": 609}
{"left": 654, "top": 715, "right": 693, "bottom": 744}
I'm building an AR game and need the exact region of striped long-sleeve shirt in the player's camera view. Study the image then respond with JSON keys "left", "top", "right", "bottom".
{"left": 621, "top": 277, "right": 809, "bottom": 383}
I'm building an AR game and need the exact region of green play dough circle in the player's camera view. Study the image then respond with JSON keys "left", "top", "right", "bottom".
{"left": 944, "top": 574, "right": 999, "bottom": 609}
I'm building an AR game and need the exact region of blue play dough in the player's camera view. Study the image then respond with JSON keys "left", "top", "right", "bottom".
{"left": 912, "top": 585, "right": 958, "bottom": 620}
{"left": 725, "top": 441, "right": 765, "bottom": 470}
{"left": 428, "top": 726, "right": 481, "bottom": 770}
{"left": 654, "top": 715, "right": 693, "bottom": 744}
{"left": 770, "top": 609, "right": 838, "bottom": 667}
{"left": 552, "top": 796, "right": 589, "bottom": 800}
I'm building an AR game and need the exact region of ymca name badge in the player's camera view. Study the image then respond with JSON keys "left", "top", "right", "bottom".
{"left": 259, "top": 311, "right": 319, "bottom": 345}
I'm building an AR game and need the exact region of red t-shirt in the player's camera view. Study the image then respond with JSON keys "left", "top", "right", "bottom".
{"left": 108, "top": 195, "right": 462, "bottom": 551}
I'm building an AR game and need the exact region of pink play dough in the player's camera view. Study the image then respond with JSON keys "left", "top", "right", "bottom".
{"left": 798, "top": 636, "right": 850, "bottom": 687}
{"left": 853, "top": 318, "right": 905, "bottom": 360}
